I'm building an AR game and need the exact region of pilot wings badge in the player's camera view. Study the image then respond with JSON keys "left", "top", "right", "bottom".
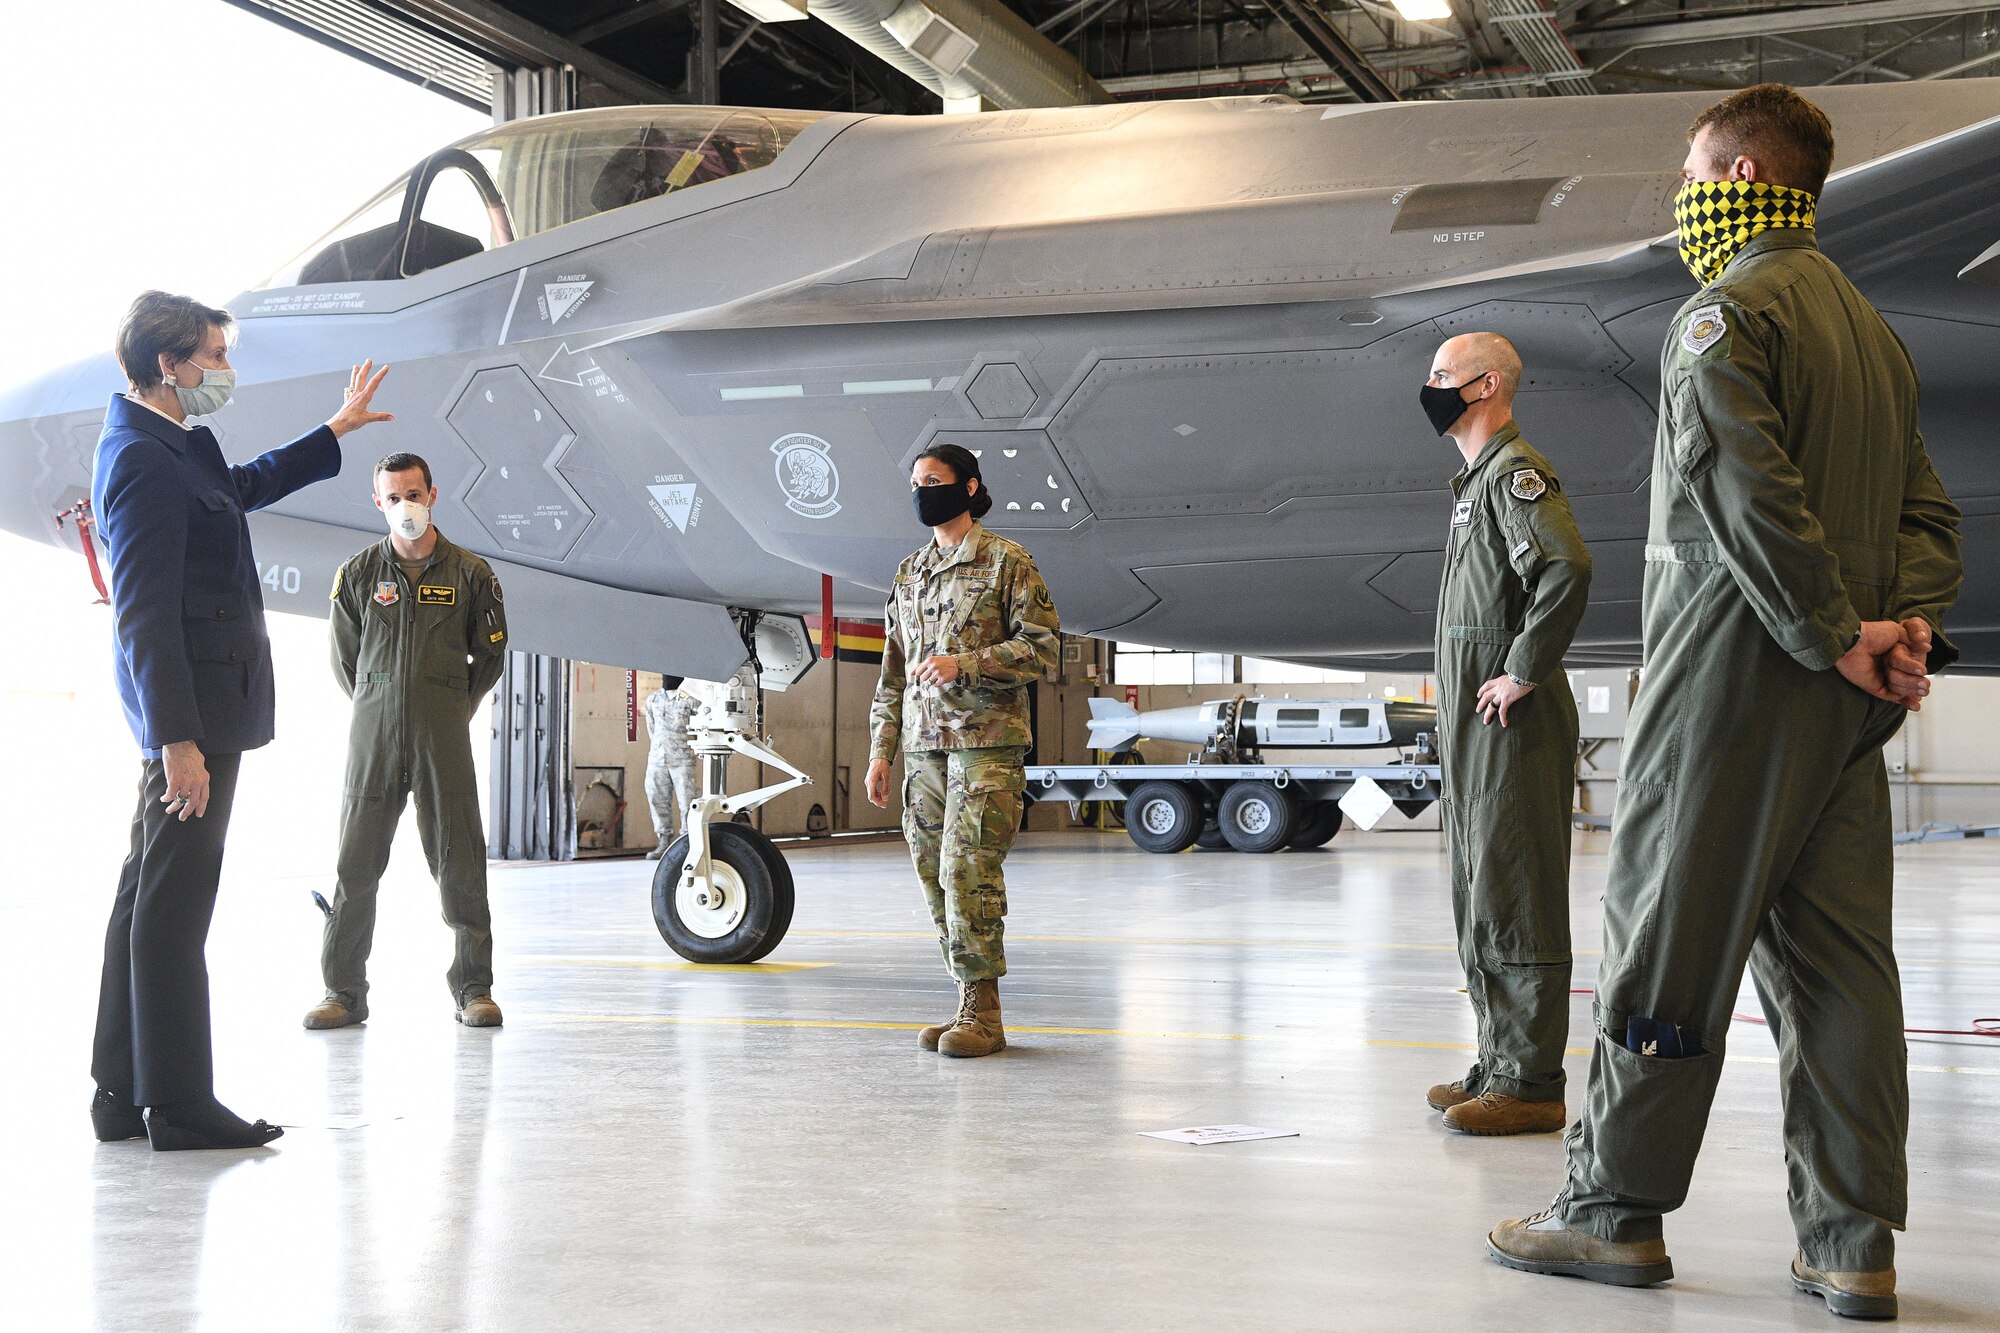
{"left": 1509, "top": 470, "right": 1548, "bottom": 502}
{"left": 771, "top": 434, "right": 842, "bottom": 519}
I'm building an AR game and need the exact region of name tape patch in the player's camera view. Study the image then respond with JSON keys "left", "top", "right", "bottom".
{"left": 417, "top": 584, "right": 457, "bottom": 605}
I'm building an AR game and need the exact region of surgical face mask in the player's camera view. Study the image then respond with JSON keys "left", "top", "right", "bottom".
{"left": 913, "top": 480, "right": 973, "bottom": 527}
{"left": 1673, "top": 178, "right": 1818, "bottom": 284}
{"left": 386, "top": 499, "right": 431, "bottom": 541}
{"left": 1420, "top": 371, "right": 1488, "bottom": 437}
{"left": 169, "top": 363, "right": 236, "bottom": 417}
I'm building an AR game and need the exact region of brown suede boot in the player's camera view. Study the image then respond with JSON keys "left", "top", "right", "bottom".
{"left": 1426, "top": 1077, "right": 1480, "bottom": 1112}
{"left": 456, "top": 995, "right": 503, "bottom": 1027}
{"left": 1444, "top": 1093, "right": 1566, "bottom": 1136}
{"left": 920, "top": 983, "right": 968, "bottom": 1051}
{"left": 1792, "top": 1253, "right": 1898, "bottom": 1320}
{"left": 303, "top": 999, "right": 366, "bottom": 1030}
{"left": 1487, "top": 1207, "right": 1674, "bottom": 1287}
{"left": 938, "top": 978, "right": 1005, "bottom": 1058}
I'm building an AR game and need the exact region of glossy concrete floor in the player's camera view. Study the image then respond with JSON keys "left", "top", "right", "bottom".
{"left": 9, "top": 824, "right": 1999, "bottom": 1331}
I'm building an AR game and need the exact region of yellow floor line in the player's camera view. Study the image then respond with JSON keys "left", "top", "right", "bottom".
{"left": 544, "top": 1013, "right": 1266, "bottom": 1041}
{"left": 525, "top": 957, "right": 833, "bottom": 974}
{"left": 788, "top": 929, "right": 1602, "bottom": 955}
{"left": 1367, "top": 1039, "right": 1996, "bottom": 1078}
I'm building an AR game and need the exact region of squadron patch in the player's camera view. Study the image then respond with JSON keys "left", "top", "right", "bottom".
{"left": 417, "top": 584, "right": 456, "bottom": 605}
{"left": 1452, "top": 499, "right": 1474, "bottom": 527}
{"left": 329, "top": 567, "right": 343, "bottom": 602}
{"left": 372, "top": 580, "right": 399, "bottom": 607}
{"left": 1509, "top": 469, "right": 1548, "bottom": 502}
{"left": 1681, "top": 304, "right": 1728, "bottom": 357}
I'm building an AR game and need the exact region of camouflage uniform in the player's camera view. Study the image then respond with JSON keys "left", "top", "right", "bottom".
{"left": 869, "top": 523, "right": 1061, "bottom": 981}
{"left": 644, "top": 687, "right": 700, "bottom": 851}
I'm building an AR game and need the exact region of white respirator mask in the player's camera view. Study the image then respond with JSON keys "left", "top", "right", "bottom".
{"left": 386, "top": 500, "right": 431, "bottom": 541}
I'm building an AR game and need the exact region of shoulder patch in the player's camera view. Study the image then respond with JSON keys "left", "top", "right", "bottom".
{"left": 1681, "top": 304, "right": 1728, "bottom": 357}
{"left": 1509, "top": 469, "right": 1548, "bottom": 502}
{"left": 329, "top": 567, "right": 343, "bottom": 602}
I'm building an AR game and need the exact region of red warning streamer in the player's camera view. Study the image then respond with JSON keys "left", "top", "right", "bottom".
{"left": 54, "top": 500, "right": 110, "bottom": 605}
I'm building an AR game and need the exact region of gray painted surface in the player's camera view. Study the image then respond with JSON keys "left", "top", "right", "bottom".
{"left": 2, "top": 86, "right": 1995, "bottom": 675}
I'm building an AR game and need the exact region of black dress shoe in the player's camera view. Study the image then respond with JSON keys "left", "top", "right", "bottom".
{"left": 145, "top": 1099, "right": 285, "bottom": 1151}
{"left": 91, "top": 1088, "right": 146, "bottom": 1142}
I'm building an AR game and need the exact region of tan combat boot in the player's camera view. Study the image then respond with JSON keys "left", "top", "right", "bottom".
{"left": 1426, "top": 1077, "right": 1480, "bottom": 1111}
{"left": 1444, "top": 1093, "right": 1567, "bottom": 1136}
{"left": 1792, "top": 1252, "right": 1897, "bottom": 1320}
{"left": 1487, "top": 1207, "right": 1674, "bottom": 1287}
{"left": 457, "top": 995, "right": 504, "bottom": 1027}
{"left": 303, "top": 999, "right": 366, "bottom": 1030}
{"left": 920, "top": 983, "right": 969, "bottom": 1051}
{"left": 938, "top": 978, "right": 1005, "bottom": 1058}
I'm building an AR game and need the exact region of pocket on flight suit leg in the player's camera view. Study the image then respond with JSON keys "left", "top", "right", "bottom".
{"left": 952, "top": 752, "right": 1025, "bottom": 925}
{"left": 1582, "top": 1035, "right": 1723, "bottom": 1210}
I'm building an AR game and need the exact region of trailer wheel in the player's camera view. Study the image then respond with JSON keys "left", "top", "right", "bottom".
{"left": 1286, "top": 802, "right": 1345, "bottom": 850}
{"left": 1195, "top": 819, "right": 1229, "bottom": 850}
{"left": 1125, "top": 781, "right": 1204, "bottom": 853}
{"left": 1218, "top": 781, "right": 1296, "bottom": 853}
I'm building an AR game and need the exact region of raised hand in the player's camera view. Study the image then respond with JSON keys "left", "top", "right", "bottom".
{"left": 328, "top": 360, "right": 394, "bottom": 437}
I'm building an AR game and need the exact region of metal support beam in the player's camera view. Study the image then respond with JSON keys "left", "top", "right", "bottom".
{"left": 1262, "top": 0, "right": 1401, "bottom": 100}
{"left": 1572, "top": 0, "right": 2000, "bottom": 53}
{"left": 1824, "top": 16, "right": 1958, "bottom": 79}
{"left": 1919, "top": 44, "right": 2000, "bottom": 76}
{"left": 569, "top": 0, "right": 688, "bottom": 46}
{"left": 380, "top": 0, "right": 679, "bottom": 102}
{"left": 696, "top": 0, "right": 722, "bottom": 102}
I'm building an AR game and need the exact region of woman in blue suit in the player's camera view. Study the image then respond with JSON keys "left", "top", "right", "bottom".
{"left": 90, "top": 290, "right": 392, "bottom": 1150}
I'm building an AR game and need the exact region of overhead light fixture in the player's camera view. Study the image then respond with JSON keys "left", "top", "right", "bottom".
{"left": 1389, "top": 0, "right": 1454, "bottom": 19}
{"left": 724, "top": 0, "right": 809, "bottom": 22}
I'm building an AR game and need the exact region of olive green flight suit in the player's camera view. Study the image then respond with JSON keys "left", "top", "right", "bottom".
{"left": 1437, "top": 422, "right": 1593, "bottom": 1102}
{"left": 869, "top": 523, "right": 1062, "bottom": 982}
{"left": 323, "top": 532, "right": 510, "bottom": 1011}
{"left": 1559, "top": 230, "right": 1962, "bottom": 1273}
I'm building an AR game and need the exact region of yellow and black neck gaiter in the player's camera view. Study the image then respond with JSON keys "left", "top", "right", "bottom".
{"left": 1673, "top": 179, "right": 1818, "bottom": 284}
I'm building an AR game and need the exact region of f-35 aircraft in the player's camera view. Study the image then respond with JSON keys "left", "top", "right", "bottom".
{"left": 4, "top": 85, "right": 1997, "bottom": 683}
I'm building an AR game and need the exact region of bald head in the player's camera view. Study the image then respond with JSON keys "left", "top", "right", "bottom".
{"left": 1429, "top": 332, "right": 1522, "bottom": 402}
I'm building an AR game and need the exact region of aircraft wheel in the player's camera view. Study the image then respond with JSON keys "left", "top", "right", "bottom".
{"left": 1218, "top": 781, "right": 1296, "bottom": 853}
{"left": 1286, "top": 802, "right": 1345, "bottom": 850}
{"left": 652, "top": 822, "right": 796, "bottom": 963}
{"left": 1124, "top": 781, "right": 1203, "bottom": 853}
{"left": 1195, "top": 819, "right": 1229, "bottom": 850}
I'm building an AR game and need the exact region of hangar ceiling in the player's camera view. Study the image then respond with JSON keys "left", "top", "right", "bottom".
{"left": 227, "top": 0, "right": 1998, "bottom": 112}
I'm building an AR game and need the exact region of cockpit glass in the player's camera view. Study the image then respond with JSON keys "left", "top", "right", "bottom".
{"left": 263, "top": 106, "right": 827, "bottom": 288}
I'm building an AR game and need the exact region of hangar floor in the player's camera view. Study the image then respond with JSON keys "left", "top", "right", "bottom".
{"left": 12, "top": 827, "right": 1999, "bottom": 1330}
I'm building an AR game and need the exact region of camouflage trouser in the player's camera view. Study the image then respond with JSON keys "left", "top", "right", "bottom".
{"left": 902, "top": 746, "right": 1026, "bottom": 982}
{"left": 646, "top": 752, "right": 698, "bottom": 844}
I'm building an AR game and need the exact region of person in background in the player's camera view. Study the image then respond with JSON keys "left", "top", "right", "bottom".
{"left": 645, "top": 676, "right": 699, "bottom": 859}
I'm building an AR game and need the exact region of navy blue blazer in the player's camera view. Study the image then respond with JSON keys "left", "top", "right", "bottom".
{"left": 91, "top": 394, "right": 342, "bottom": 756}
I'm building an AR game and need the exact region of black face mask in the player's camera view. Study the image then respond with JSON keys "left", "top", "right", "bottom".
{"left": 913, "top": 480, "right": 974, "bottom": 527}
{"left": 1419, "top": 370, "right": 1489, "bottom": 437}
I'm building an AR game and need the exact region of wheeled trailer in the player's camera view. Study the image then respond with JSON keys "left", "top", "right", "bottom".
{"left": 1024, "top": 761, "right": 1443, "bottom": 854}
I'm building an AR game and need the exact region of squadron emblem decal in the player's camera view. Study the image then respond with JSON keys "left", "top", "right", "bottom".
{"left": 1452, "top": 500, "right": 1474, "bottom": 526}
{"left": 771, "top": 433, "right": 842, "bottom": 519}
{"left": 1681, "top": 305, "right": 1728, "bottom": 356}
{"left": 1509, "top": 470, "right": 1548, "bottom": 502}
{"left": 372, "top": 580, "right": 400, "bottom": 606}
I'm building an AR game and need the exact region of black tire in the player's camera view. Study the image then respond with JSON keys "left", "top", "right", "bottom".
{"left": 1218, "top": 781, "right": 1296, "bottom": 854}
{"left": 1124, "top": 781, "right": 1204, "bottom": 854}
{"left": 1195, "top": 819, "right": 1229, "bottom": 850}
{"left": 1286, "top": 802, "right": 1345, "bottom": 850}
{"left": 652, "top": 822, "right": 796, "bottom": 963}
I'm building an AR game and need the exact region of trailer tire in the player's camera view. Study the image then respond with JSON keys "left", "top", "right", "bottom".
{"left": 1218, "top": 781, "right": 1296, "bottom": 854}
{"left": 1125, "top": 781, "right": 1204, "bottom": 854}
{"left": 1287, "top": 802, "right": 1345, "bottom": 850}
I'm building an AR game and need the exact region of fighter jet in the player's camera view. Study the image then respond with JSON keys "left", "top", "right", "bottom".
{"left": 3, "top": 85, "right": 1996, "bottom": 682}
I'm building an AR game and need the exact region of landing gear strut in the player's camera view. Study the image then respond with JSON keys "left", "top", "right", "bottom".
{"left": 649, "top": 611, "right": 814, "bottom": 963}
